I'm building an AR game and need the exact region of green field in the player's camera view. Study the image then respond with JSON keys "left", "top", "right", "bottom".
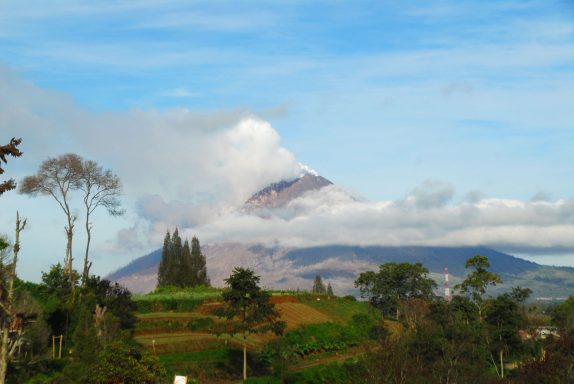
{"left": 133, "top": 286, "right": 224, "bottom": 302}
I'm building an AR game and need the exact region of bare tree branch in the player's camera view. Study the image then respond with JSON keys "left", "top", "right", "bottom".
{"left": 78, "top": 159, "right": 123, "bottom": 285}
{"left": 19, "top": 154, "right": 82, "bottom": 293}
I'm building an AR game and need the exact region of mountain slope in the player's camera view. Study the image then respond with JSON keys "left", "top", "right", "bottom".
{"left": 108, "top": 175, "right": 574, "bottom": 298}
{"left": 108, "top": 244, "right": 574, "bottom": 298}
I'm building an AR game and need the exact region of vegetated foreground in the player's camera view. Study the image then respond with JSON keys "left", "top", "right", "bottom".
{"left": 132, "top": 287, "right": 381, "bottom": 382}
{"left": 128, "top": 260, "right": 574, "bottom": 384}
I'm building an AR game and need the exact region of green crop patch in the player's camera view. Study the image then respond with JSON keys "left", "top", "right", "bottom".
{"left": 298, "top": 296, "right": 372, "bottom": 323}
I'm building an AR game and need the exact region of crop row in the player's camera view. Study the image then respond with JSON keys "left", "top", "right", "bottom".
{"left": 137, "top": 317, "right": 215, "bottom": 332}
{"left": 135, "top": 298, "right": 204, "bottom": 313}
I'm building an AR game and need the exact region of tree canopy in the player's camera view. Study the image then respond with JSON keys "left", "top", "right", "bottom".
{"left": 553, "top": 295, "right": 574, "bottom": 335}
{"left": 0, "top": 138, "right": 23, "bottom": 197}
{"left": 355, "top": 262, "right": 437, "bottom": 320}
{"left": 20, "top": 153, "right": 83, "bottom": 292}
{"left": 157, "top": 229, "right": 210, "bottom": 288}
{"left": 78, "top": 159, "right": 123, "bottom": 286}
{"left": 455, "top": 255, "right": 502, "bottom": 321}
{"left": 218, "top": 267, "right": 286, "bottom": 381}
{"left": 19, "top": 153, "right": 123, "bottom": 291}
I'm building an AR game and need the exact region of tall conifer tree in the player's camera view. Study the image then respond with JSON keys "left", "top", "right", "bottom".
{"left": 312, "top": 275, "right": 326, "bottom": 294}
{"left": 157, "top": 231, "right": 171, "bottom": 287}
{"left": 181, "top": 239, "right": 192, "bottom": 286}
{"left": 171, "top": 228, "right": 183, "bottom": 286}
{"left": 158, "top": 230, "right": 209, "bottom": 288}
{"left": 191, "top": 236, "right": 209, "bottom": 286}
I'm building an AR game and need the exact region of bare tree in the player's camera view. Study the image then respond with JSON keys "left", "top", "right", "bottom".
{"left": 0, "top": 212, "right": 26, "bottom": 384}
{"left": 19, "top": 154, "right": 82, "bottom": 292}
{"left": 79, "top": 160, "right": 123, "bottom": 286}
{"left": 0, "top": 138, "right": 23, "bottom": 197}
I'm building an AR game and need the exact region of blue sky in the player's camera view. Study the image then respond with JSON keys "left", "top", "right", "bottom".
{"left": 0, "top": 0, "right": 573, "bottom": 281}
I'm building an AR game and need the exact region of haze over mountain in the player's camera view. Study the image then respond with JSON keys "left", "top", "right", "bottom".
{"left": 108, "top": 243, "right": 574, "bottom": 298}
{"left": 109, "top": 175, "right": 574, "bottom": 298}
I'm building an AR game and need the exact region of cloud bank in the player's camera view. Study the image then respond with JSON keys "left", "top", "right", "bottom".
{"left": 196, "top": 185, "right": 574, "bottom": 256}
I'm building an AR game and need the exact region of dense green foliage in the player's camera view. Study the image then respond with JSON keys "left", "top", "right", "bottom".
{"left": 7, "top": 262, "right": 145, "bottom": 383}
{"left": 6, "top": 252, "right": 574, "bottom": 383}
{"left": 157, "top": 229, "right": 209, "bottom": 288}
{"left": 91, "top": 340, "right": 166, "bottom": 384}
{"left": 552, "top": 295, "right": 574, "bottom": 335}
{"left": 281, "top": 359, "right": 366, "bottom": 384}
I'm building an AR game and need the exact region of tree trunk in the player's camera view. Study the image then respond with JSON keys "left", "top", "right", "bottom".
{"left": 0, "top": 328, "right": 9, "bottom": 384}
{"left": 500, "top": 349, "right": 504, "bottom": 378}
{"left": 82, "top": 215, "right": 92, "bottom": 286}
{"left": 65, "top": 215, "right": 75, "bottom": 295}
{"left": 243, "top": 335, "right": 247, "bottom": 382}
{"left": 0, "top": 212, "right": 25, "bottom": 384}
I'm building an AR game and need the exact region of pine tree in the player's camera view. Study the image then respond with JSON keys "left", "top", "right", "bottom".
{"left": 312, "top": 275, "right": 326, "bottom": 294}
{"left": 171, "top": 228, "right": 183, "bottom": 286}
{"left": 157, "top": 231, "right": 171, "bottom": 288}
{"left": 181, "top": 239, "right": 192, "bottom": 286}
{"left": 72, "top": 302, "right": 100, "bottom": 365}
{"left": 191, "top": 236, "right": 209, "bottom": 286}
{"left": 158, "top": 230, "right": 209, "bottom": 288}
{"left": 327, "top": 282, "right": 334, "bottom": 297}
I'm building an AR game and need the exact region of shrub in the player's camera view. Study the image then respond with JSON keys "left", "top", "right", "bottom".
{"left": 91, "top": 340, "right": 166, "bottom": 384}
{"left": 285, "top": 360, "right": 366, "bottom": 384}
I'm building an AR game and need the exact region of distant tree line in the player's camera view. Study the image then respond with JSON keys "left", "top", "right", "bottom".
{"left": 157, "top": 229, "right": 210, "bottom": 288}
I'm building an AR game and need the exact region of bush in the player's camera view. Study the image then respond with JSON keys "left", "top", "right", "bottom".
{"left": 91, "top": 340, "right": 166, "bottom": 384}
{"left": 285, "top": 360, "right": 366, "bottom": 384}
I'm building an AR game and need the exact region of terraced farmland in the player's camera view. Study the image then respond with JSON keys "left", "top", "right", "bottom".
{"left": 132, "top": 289, "right": 377, "bottom": 382}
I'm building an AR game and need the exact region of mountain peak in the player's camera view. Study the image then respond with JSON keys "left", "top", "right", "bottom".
{"left": 244, "top": 173, "right": 333, "bottom": 210}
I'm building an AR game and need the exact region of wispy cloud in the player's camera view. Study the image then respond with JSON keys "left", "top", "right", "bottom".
{"left": 159, "top": 88, "right": 198, "bottom": 98}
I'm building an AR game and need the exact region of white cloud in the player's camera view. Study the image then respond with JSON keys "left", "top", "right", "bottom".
{"left": 195, "top": 186, "right": 574, "bottom": 257}
{"left": 0, "top": 66, "right": 302, "bottom": 278}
